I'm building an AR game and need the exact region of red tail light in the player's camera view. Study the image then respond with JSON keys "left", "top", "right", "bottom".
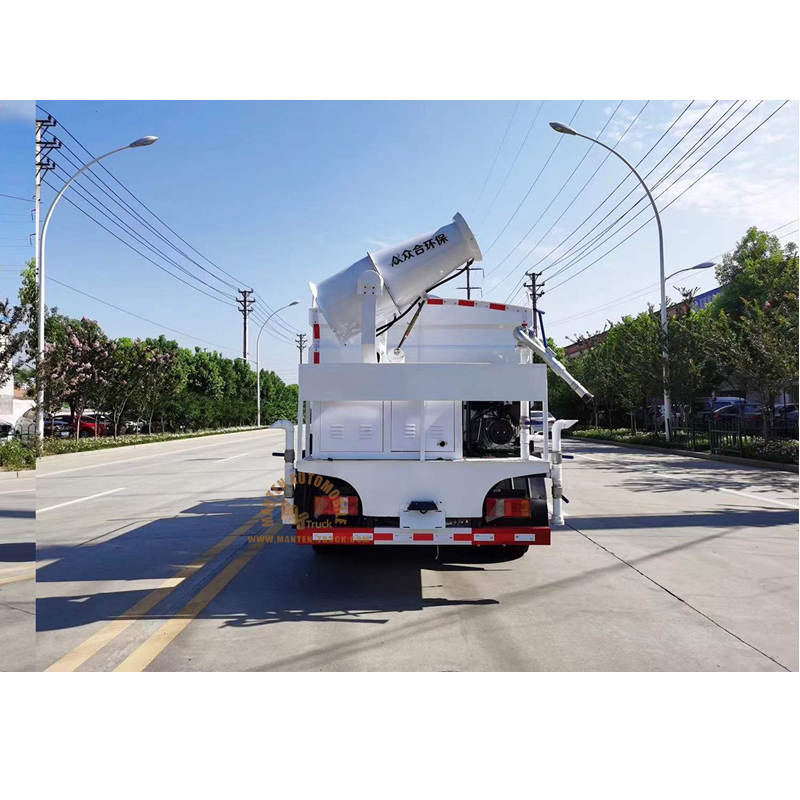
{"left": 313, "top": 496, "right": 358, "bottom": 516}
{"left": 486, "top": 498, "right": 531, "bottom": 521}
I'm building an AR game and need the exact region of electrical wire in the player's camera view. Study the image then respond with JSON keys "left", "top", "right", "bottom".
{"left": 49, "top": 161, "right": 236, "bottom": 302}
{"left": 480, "top": 101, "right": 584, "bottom": 259}
{"left": 42, "top": 178, "right": 232, "bottom": 307}
{"left": 541, "top": 100, "right": 746, "bottom": 286}
{"left": 483, "top": 99, "right": 630, "bottom": 285}
{"left": 548, "top": 222, "right": 800, "bottom": 330}
{"left": 476, "top": 101, "right": 544, "bottom": 230}
{"left": 0, "top": 193, "right": 33, "bottom": 203}
{"left": 544, "top": 102, "right": 791, "bottom": 295}
{"left": 37, "top": 104, "right": 299, "bottom": 340}
{"left": 471, "top": 101, "right": 520, "bottom": 217}
{"left": 543, "top": 101, "right": 775, "bottom": 292}
{"left": 499, "top": 100, "right": 704, "bottom": 302}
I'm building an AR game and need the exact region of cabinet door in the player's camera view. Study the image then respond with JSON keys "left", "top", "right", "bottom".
{"left": 390, "top": 401, "right": 455, "bottom": 452}
{"left": 318, "top": 401, "right": 383, "bottom": 452}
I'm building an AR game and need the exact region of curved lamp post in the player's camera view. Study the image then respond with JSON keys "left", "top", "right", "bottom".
{"left": 36, "top": 136, "right": 158, "bottom": 443}
{"left": 256, "top": 301, "right": 299, "bottom": 427}
{"left": 549, "top": 121, "right": 676, "bottom": 439}
{"left": 665, "top": 261, "right": 716, "bottom": 283}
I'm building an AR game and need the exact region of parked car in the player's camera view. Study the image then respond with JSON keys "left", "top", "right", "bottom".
{"left": 529, "top": 411, "right": 556, "bottom": 434}
{"left": 712, "top": 396, "right": 746, "bottom": 411}
{"left": 1, "top": 418, "right": 13, "bottom": 443}
{"left": 712, "top": 404, "right": 763, "bottom": 423}
{"left": 122, "top": 419, "right": 147, "bottom": 435}
{"left": 775, "top": 403, "right": 799, "bottom": 422}
{"left": 13, "top": 409, "right": 71, "bottom": 442}
{"left": 72, "top": 413, "right": 113, "bottom": 438}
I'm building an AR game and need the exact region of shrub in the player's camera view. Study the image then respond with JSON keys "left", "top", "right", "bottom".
{"left": 40, "top": 426, "right": 260, "bottom": 456}
{"left": 0, "top": 439, "right": 37, "bottom": 471}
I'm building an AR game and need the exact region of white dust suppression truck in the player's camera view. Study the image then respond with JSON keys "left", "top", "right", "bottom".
{"left": 272, "top": 213, "right": 592, "bottom": 551}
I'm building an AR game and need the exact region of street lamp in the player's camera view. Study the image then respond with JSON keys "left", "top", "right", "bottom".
{"left": 664, "top": 261, "right": 716, "bottom": 283}
{"left": 256, "top": 301, "right": 299, "bottom": 427}
{"left": 36, "top": 136, "right": 158, "bottom": 443}
{"left": 549, "top": 120, "right": 673, "bottom": 440}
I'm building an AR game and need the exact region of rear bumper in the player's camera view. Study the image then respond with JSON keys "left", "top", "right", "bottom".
{"left": 298, "top": 526, "right": 550, "bottom": 546}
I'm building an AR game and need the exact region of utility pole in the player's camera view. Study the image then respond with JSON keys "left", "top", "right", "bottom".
{"left": 34, "top": 115, "right": 57, "bottom": 441}
{"left": 296, "top": 333, "right": 308, "bottom": 364}
{"left": 523, "top": 270, "right": 545, "bottom": 338}
{"left": 236, "top": 289, "right": 255, "bottom": 361}
{"left": 457, "top": 264, "right": 484, "bottom": 300}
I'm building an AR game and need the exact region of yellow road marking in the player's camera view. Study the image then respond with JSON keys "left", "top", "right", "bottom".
{"left": 44, "top": 515, "right": 262, "bottom": 672}
{"left": 114, "top": 538, "right": 268, "bottom": 672}
{"left": 0, "top": 564, "right": 34, "bottom": 575}
{"left": 0, "top": 571, "right": 35, "bottom": 586}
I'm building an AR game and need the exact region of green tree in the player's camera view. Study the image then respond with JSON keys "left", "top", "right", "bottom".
{"left": 1, "top": 259, "right": 37, "bottom": 385}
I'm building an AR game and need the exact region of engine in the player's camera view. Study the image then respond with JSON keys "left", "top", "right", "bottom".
{"left": 465, "top": 401, "right": 521, "bottom": 457}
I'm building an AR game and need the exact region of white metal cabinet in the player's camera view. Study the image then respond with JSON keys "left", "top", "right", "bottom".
{"left": 390, "top": 401, "right": 455, "bottom": 452}
{"left": 318, "top": 401, "right": 383, "bottom": 452}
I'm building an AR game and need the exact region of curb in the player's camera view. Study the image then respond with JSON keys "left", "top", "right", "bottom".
{"left": 0, "top": 469, "right": 34, "bottom": 480}
{"left": 570, "top": 435, "right": 800, "bottom": 473}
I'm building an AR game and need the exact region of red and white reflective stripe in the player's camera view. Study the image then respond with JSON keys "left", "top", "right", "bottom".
{"left": 424, "top": 297, "right": 528, "bottom": 313}
{"left": 311, "top": 309, "right": 321, "bottom": 364}
{"left": 298, "top": 527, "right": 550, "bottom": 545}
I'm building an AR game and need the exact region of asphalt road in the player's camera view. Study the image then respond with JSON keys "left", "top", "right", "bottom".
{"left": 0, "top": 471, "right": 35, "bottom": 671}
{"left": 31, "top": 430, "right": 799, "bottom": 672}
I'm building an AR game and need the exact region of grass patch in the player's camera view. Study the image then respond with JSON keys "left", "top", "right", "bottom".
{"left": 40, "top": 426, "right": 263, "bottom": 456}
{"left": 0, "top": 440, "right": 37, "bottom": 471}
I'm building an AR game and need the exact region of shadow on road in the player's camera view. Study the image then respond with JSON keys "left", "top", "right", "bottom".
{"left": 566, "top": 439, "right": 799, "bottom": 496}
{"left": 35, "top": 494, "right": 525, "bottom": 636}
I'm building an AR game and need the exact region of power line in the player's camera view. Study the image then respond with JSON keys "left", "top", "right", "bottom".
{"left": 46, "top": 276, "right": 249, "bottom": 357}
{"left": 476, "top": 101, "right": 543, "bottom": 230}
{"left": 42, "top": 127, "right": 293, "bottom": 347}
{"left": 36, "top": 104, "right": 299, "bottom": 341}
{"left": 543, "top": 101, "right": 772, "bottom": 292}
{"left": 49, "top": 161, "right": 236, "bottom": 302}
{"left": 0, "top": 193, "right": 33, "bottom": 204}
{"left": 471, "top": 101, "right": 520, "bottom": 217}
{"left": 46, "top": 276, "right": 297, "bottom": 378}
{"left": 42, "top": 177, "right": 233, "bottom": 307}
{"left": 541, "top": 100, "right": 746, "bottom": 286}
{"left": 500, "top": 100, "right": 704, "bottom": 302}
{"left": 545, "top": 102, "right": 791, "bottom": 295}
{"left": 483, "top": 99, "right": 630, "bottom": 286}
{"left": 53, "top": 137, "right": 242, "bottom": 293}
{"left": 548, "top": 223, "right": 800, "bottom": 330}
{"left": 481, "top": 101, "right": 585, "bottom": 258}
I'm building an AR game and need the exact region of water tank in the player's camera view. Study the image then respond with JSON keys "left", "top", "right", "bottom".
{"left": 311, "top": 213, "right": 482, "bottom": 345}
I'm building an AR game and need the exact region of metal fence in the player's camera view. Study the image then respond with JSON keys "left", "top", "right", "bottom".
{"left": 671, "top": 418, "right": 798, "bottom": 457}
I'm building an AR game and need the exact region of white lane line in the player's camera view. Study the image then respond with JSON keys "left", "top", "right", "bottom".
{"left": 215, "top": 452, "right": 249, "bottom": 464}
{"left": 715, "top": 487, "right": 799, "bottom": 509}
{"left": 38, "top": 432, "right": 281, "bottom": 478}
{"left": 573, "top": 453, "right": 605, "bottom": 463}
{"left": 38, "top": 487, "right": 125, "bottom": 514}
{"left": 0, "top": 488, "right": 36, "bottom": 495}
{"left": 572, "top": 453, "right": 798, "bottom": 510}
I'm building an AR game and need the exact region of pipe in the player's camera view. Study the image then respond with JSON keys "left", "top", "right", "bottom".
{"left": 514, "top": 325, "right": 593, "bottom": 403}
{"left": 270, "top": 420, "right": 296, "bottom": 523}
{"left": 549, "top": 419, "right": 577, "bottom": 526}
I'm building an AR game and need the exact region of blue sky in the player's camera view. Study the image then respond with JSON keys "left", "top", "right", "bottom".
{"left": 2, "top": 100, "right": 797, "bottom": 380}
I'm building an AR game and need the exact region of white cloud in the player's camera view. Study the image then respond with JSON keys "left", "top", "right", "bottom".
{"left": 0, "top": 100, "right": 34, "bottom": 122}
